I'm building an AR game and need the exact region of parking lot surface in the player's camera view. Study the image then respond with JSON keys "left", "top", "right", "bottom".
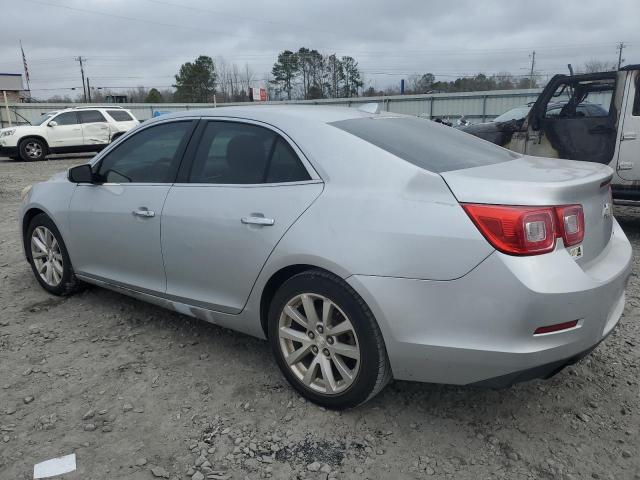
{"left": 0, "top": 156, "right": 638, "bottom": 480}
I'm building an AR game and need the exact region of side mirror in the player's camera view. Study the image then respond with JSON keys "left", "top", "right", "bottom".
{"left": 48, "top": 121, "right": 58, "bottom": 127}
{"left": 68, "top": 164, "right": 94, "bottom": 183}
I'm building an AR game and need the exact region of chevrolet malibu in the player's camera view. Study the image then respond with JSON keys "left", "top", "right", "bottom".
{"left": 20, "top": 106, "right": 632, "bottom": 408}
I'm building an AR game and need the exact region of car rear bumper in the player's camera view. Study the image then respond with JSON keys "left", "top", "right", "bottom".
{"left": 347, "top": 218, "right": 632, "bottom": 386}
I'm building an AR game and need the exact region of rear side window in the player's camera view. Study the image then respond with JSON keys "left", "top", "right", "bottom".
{"left": 107, "top": 110, "right": 135, "bottom": 122}
{"left": 188, "top": 121, "right": 311, "bottom": 184}
{"left": 331, "top": 116, "right": 519, "bottom": 173}
{"left": 78, "top": 110, "right": 107, "bottom": 123}
{"left": 52, "top": 112, "right": 78, "bottom": 125}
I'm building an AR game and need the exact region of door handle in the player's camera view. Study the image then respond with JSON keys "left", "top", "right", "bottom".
{"left": 132, "top": 208, "right": 155, "bottom": 218}
{"left": 241, "top": 216, "right": 274, "bottom": 226}
{"left": 622, "top": 132, "right": 637, "bottom": 141}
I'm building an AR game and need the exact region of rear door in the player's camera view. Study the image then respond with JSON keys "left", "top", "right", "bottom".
{"left": 46, "top": 111, "right": 83, "bottom": 148}
{"left": 616, "top": 70, "right": 640, "bottom": 180}
{"left": 78, "top": 110, "right": 111, "bottom": 146}
{"left": 161, "top": 119, "right": 323, "bottom": 313}
{"left": 526, "top": 73, "right": 618, "bottom": 165}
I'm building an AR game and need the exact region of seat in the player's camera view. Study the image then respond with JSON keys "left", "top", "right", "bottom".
{"left": 225, "top": 135, "right": 267, "bottom": 184}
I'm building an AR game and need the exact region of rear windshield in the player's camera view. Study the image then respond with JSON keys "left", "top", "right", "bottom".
{"left": 330, "top": 116, "right": 519, "bottom": 173}
{"left": 107, "top": 110, "right": 135, "bottom": 122}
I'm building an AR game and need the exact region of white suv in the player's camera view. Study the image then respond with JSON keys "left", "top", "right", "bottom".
{"left": 0, "top": 106, "right": 139, "bottom": 161}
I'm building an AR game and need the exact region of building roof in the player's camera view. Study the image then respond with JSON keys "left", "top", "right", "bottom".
{"left": 0, "top": 73, "right": 24, "bottom": 92}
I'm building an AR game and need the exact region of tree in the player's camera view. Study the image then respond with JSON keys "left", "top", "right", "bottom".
{"left": 174, "top": 55, "right": 217, "bottom": 103}
{"left": 145, "top": 88, "right": 163, "bottom": 103}
{"left": 271, "top": 50, "right": 299, "bottom": 100}
{"left": 408, "top": 73, "right": 435, "bottom": 93}
{"left": 580, "top": 59, "right": 617, "bottom": 73}
{"left": 324, "top": 54, "right": 343, "bottom": 98}
{"left": 341, "top": 56, "right": 363, "bottom": 98}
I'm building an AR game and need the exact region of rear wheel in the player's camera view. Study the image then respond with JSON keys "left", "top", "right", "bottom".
{"left": 268, "top": 269, "right": 391, "bottom": 409}
{"left": 19, "top": 137, "right": 47, "bottom": 162}
{"left": 26, "top": 213, "right": 80, "bottom": 295}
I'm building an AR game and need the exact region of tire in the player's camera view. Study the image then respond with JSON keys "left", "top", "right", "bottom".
{"left": 19, "top": 137, "right": 47, "bottom": 162}
{"left": 26, "top": 213, "right": 80, "bottom": 296}
{"left": 268, "top": 269, "right": 391, "bottom": 409}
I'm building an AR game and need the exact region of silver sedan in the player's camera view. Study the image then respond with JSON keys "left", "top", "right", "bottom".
{"left": 20, "top": 106, "right": 632, "bottom": 408}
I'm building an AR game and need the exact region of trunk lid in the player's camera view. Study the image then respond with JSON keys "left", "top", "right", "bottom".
{"left": 440, "top": 155, "right": 613, "bottom": 263}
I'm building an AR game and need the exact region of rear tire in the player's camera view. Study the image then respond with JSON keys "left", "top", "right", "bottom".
{"left": 26, "top": 213, "right": 81, "bottom": 296}
{"left": 19, "top": 137, "right": 47, "bottom": 162}
{"left": 268, "top": 269, "right": 391, "bottom": 409}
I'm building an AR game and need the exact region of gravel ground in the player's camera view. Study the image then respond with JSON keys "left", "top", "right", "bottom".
{"left": 0, "top": 156, "right": 638, "bottom": 480}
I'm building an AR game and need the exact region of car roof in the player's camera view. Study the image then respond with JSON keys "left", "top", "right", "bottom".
{"left": 144, "top": 105, "right": 379, "bottom": 127}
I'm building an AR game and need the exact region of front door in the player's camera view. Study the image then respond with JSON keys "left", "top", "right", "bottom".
{"left": 67, "top": 120, "right": 195, "bottom": 293}
{"left": 46, "top": 111, "right": 83, "bottom": 149}
{"left": 616, "top": 70, "right": 640, "bottom": 181}
{"left": 78, "top": 110, "right": 111, "bottom": 146}
{"left": 526, "top": 72, "right": 619, "bottom": 165}
{"left": 161, "top": 120, "right": 323, "bottom": 313}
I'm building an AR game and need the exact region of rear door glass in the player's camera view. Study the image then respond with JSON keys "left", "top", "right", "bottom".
{"left": 330, "top": 116, "right": 519, "bottom": 173}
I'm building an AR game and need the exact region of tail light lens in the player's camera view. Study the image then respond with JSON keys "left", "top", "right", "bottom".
{"left": 556, "top": 205, "right": 584, "bottom": 247}
{"left": 462, "top": 203, "right": 584, "bottom": 256}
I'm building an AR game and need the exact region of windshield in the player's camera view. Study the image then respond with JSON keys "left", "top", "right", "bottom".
{"left": 493, "top": 106, "right": 531, "bottom": 123}
{"left": 35, "top": 112, "right": 57, "bottom": 125}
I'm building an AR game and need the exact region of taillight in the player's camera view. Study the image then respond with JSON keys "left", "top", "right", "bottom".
{"left": 555, "top": 205, "right": 584, "bottom": 247}
{"left": 462, "top": 203, "right": 584, "bottom": 256}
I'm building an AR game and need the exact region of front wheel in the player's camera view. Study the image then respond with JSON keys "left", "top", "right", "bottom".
{"left": 268, "top": 269, "right": 391, "bottom": 409}
{"left": 26, "top": 213, "right": 80, "bottom": 295}
{"left": 19, "top": 138, "right": 47, "bottom": 161}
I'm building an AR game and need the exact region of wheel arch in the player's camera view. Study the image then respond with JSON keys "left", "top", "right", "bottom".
{"left": 18, "top": 135, "right": 50, "bottom": 151}
{"left": 22, "top": 207, "right": 58, "bottom": 258}
{"left": 110, "top": 131, "right": 125, "bottom": 142}
{"left": 259, "top": 264, "right": 341, "bottom": 338}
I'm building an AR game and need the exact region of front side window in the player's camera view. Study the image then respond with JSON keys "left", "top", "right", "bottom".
{"left": 544, "top": 78, "right": 614, "bottom": 119}
{"left": 96, "top": 121, "right": 191, "bottom": 183}
{"left": 188, "top": 121, "right": 310, "bottom": 184}
{"left": 52, "top": 112, "right": 78, "bottom": 126}
{"left": 78, "top": 110, "right": 107, "bottom": 124}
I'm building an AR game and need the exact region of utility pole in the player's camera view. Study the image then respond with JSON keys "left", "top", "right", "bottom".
{"left": 86, "top": 77, "right": 91, "bottom": 103}
{"left": 617, "top": 42, "right": 626, "bottom": 69}
{"left": 529, "top": 50, "right": 536, "bottom": 89}
{"left": 74, "top": 56, "right": 87, "bottom": 102}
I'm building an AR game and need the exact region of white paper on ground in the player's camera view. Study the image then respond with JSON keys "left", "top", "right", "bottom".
{"left": 33, "top": 453, "right": 76, "bottom": 479}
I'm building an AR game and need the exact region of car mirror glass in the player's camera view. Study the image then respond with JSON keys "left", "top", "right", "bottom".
{"left": 68, "top": 164, "right": 94, "bottom": 183}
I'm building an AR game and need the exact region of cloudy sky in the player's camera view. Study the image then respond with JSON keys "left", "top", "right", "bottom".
{"left": 1, "top": 0, "right": 638, "bottom": 99}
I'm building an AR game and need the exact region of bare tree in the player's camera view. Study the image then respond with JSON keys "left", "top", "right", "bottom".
{"left": 580, "top": 59, "right": 617, "bottom": 73}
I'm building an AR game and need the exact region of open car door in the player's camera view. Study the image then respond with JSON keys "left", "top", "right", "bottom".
{"left": 525, "top": 72, "right": 620, "bottom": 165}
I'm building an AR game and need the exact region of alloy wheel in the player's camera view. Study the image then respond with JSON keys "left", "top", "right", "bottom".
{"left": 31, "top": 226, "right": 63, "bottom": 286}
{"left": 278, "top": 293, "right": 360, "bottom": 394}
{"left": 25, "top": 141, "right": 42, "bottom": 159}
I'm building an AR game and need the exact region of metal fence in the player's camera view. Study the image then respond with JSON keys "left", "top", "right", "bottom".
{"left": 0, "top": 87, "right": 613, "bottom": 128}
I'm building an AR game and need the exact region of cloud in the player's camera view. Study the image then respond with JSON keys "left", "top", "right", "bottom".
{"left": 1, "top": 0, "right": 637, "bottom": 98}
